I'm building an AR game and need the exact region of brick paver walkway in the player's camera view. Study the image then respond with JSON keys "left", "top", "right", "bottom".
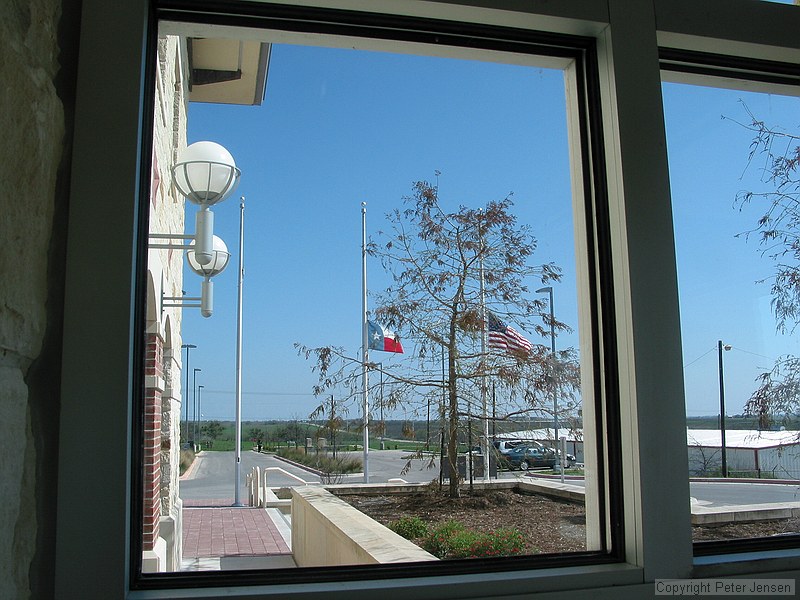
{"left": 182, "top": 499, "right": 291, "bottom": 559}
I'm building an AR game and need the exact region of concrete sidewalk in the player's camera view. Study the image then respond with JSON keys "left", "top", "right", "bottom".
{"left": 181, "top": 499, "right": 294, "bottom": 571}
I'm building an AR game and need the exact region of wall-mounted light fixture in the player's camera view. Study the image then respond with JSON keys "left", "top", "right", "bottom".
{"left": 149, "top": 141, "right": 240, "bottom": 318}
{"left": 162, "top": 235, "right": 230, "bottom": 317}
{"left": 172, "top": 141, "right": 240, "bottom": 265}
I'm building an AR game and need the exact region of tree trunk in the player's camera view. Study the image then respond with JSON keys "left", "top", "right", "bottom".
{"left": 447, "top": 335, "right": 460, "bottom": 498}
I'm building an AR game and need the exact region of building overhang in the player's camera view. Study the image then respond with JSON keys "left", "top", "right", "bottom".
{"left": 187, "top": 37, "right": 270, "bottom": 106}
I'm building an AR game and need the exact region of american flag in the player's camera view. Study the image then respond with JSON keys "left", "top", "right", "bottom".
{"left": 487, "top": 310, "right": 533, "bottom": 354}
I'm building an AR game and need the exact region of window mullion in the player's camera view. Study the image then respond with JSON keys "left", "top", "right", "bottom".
{"left": 600, "top": 0, "right": 693, "bottom": 581}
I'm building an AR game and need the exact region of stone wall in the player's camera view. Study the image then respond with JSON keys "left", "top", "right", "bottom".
{"left": 1, "top": 0, "right": 70, "bottom": 598}
{"left": 0, "top": 3, "right": 190, "bottom": 590}
{"left": 144, "top": 34, "right": 189, "bottom": 571}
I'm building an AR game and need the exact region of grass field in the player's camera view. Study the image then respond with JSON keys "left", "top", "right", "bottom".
{"left": 189, "top": 415, "right": 800, "bottom": 453}
{"left": 192, "top": 419, "right": 457, "bottom": 452}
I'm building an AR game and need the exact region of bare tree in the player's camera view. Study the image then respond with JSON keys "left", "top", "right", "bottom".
{"left": 734, "top": 104, "right": 800, "bottom": 334}
{"left": 315, "top": 395, "right": 344, "bottom": 458}
{"left": 730, "top": 106, "right": 800, "bottom": 426}
{"left": 298, "top": 179, "right": 580, "bottom": 497}
{"left": 746, "top": 356, "right": 800, "bottom": 430}
{"left": 687, "top": 442, "right": 722, "bottom": 477}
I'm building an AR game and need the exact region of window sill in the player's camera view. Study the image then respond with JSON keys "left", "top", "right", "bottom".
{"left": 128, "top": 562, "right": 644, "bottom": 599}
{"left": 693, "top": 548, "right": 800, "bottom": 578}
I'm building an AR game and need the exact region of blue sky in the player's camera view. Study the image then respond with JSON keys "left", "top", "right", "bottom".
{"left": 176, "top": 41, "right": 799, "bottom": 423}
{"left": 663, "top": 83, "right": 800, "bottom": 418}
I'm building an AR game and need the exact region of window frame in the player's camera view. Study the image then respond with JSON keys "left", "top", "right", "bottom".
{"left": 56, "top": 1, "right": 800, "bottom": 598}
{"left": 137, "top": 2, "right": 623, "bottom": 589}
{"left": 658, "top": 46, "right": 800, "bottom": 558}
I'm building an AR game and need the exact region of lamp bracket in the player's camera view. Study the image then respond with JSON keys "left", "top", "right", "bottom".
{"left": 148, "top": 233, "right": 195, "bottom": 251}
{"left": 161, "top": 290, "right": 202, "bottom": 316}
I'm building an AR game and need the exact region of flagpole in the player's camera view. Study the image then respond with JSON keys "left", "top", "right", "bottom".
{"left": 361, "top": 202, "right": 370, "bottom": 483}
{"left": 479, "top": 218, "right": 490, "bottom": 482}
{"left": 234, "top": 197, "right": 245, "bottom": 506}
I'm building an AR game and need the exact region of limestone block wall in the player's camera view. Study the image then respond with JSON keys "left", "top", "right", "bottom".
{"left": 161, "top": 348, "right": 181, "bottom": 514}
{"left": 144, "top": 34, "right": 190, "bottom": 570}
{"left": 1, "top": 0, "right": 69, "bottom": 597}
{"left": 151, "top": 35, "right": 189, "bottom": 284}
{"left": 157, "top": 42, "right": 188, "bottom": 534}
{"left": 161, "top": 346, "right": 184, "bottom": 570}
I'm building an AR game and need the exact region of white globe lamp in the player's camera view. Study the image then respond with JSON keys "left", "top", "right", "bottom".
{"left": 173, "top": 141, "right": 240, "bottom": 266}
{"left": 186, "top": 235, "right": 231, "bottom": 318}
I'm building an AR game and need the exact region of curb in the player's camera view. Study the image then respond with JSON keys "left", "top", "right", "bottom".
{"left": 525, "top": 473, "right": 585, "bottom": 482}
{"left": 180, "top": 451, "right": 204, "bottom": 481}
{"left": 270, "top": 453, "right": 330, "bottom": 478}
{"left": 690, "top": 477, "right": 800, "bottom": 485}
{"left": 525, "top": 475, "right": 800, "bottom": 485}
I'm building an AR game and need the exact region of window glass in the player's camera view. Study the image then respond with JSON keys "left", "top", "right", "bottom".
{"left": 140, "top": 20, "right": 613, "bottom": 578}
{"left": 663, "top": 81, "right": 800, "bottom": 547}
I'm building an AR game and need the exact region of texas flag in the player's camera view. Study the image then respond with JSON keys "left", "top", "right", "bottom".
{"left": 368, "top": 320, "right": 404, "bottom": 354}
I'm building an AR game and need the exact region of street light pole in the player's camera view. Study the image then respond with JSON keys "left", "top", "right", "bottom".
{"left": 377, "top": 363, "right": 385, "bottom": 450}
{"left": 192, "top": 367, "right": 201, "bottom": 447}
{"left": 478, "top": 214, "right": 489, "bottom": 482}
{"left": 197, "top": 385, "right": 204, "bottom": 446}
{"left": 440, "top": 344, "right": 446, "bottom": 487}
{"left": 181, "top": 344, "right": 196, "bottom": 444}
{"left": 361, "top": 202, "right": 370, "bottom": 483}
{"left": 537, "top": 286, "right": 563, "bottom": 482}
{"left": 718, "top": 340, "right": 732, "bottom": 478}
{"left": 234, "top": 198, "right": 245, "bottom": 506}
{"left": 492, "top": 382, "right": 496, "bottom": 443}
{"left": 426, "top": 387, "right": 431, "bottom": 452}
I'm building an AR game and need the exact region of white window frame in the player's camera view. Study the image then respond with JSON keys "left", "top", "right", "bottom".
{"left": 56, "top": 1, "right": 800, "bottom": 598}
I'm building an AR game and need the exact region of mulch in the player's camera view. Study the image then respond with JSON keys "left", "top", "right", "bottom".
{"left": 338, "top": 487, "right": 800, "bottom": 554}
{"left": 338, "top": 487, "right": 586, "bottom": 554}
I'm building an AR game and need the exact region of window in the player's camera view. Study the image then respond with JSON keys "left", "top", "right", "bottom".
{"left": 662, "top": 54, "right": 800, "bottom": 554}
{"left": 137, "top": 6, "right": 624, "bottom": 584}
{"left": 56, "top": 1, "right": 800, "bottom": 598}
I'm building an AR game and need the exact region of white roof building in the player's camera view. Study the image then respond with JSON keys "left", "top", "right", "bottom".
{"left": 496, "top": 428, "right": 584, "bottom": 442}
{"left": 686, "top": 429, "right": 800, "bottom": 479}
{"left": 687, "top": 429, "right": 800, "bottom": 449}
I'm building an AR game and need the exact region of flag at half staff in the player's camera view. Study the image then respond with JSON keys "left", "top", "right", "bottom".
{"left": 368, "top": 320, "right": 404, "bottom": 354}
{"left": 487, "top": 310, "right": 533, "bottom": 354}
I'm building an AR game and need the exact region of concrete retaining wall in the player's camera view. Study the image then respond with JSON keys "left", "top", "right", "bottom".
{"left": 291, "top": 486, "right": 438, "bottom": 567}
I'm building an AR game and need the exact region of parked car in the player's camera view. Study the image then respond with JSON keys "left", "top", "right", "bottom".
{"left": 492, "top": 439, "right": 525, "bottom": 456}
{"left": 503, "top": 445, "right": 557, "bottom": 470}
{"left": 553, "top": 449, "right": 577, "bottom": 468}
{"left": 563, "top": 451, "right": 577, "bottom": 468}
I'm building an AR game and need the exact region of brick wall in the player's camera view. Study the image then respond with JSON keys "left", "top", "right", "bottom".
{"left": 143, "top": 333, "right": 164, "bottom": 551}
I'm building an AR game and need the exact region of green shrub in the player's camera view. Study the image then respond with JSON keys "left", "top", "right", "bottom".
{"left": 440, "top": 528, "right": 482, "bottom": 558}
{"left": 421, "top": 520, "right": 527, "bottom": 559}
{"left": 421, "top": 520, "right": 466, "bottom": 558}
{"left": 458, "top": 528, "right": 527, "bottom": 558}
{"left": 277, "top": 447, "right": 307, "bottom": 462}
{"left": 275, "top": 447, "right": 361, "bottom": 474}
{"left": 179, "top": 448, "right": 195, "bottom": 475}
{"left": 389, "top": 516, "right": 428, "bottom": 540}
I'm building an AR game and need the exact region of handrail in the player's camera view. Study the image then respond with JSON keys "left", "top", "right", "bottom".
{"left": 247, "top": 466, "right": 311, "bottom": 507}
